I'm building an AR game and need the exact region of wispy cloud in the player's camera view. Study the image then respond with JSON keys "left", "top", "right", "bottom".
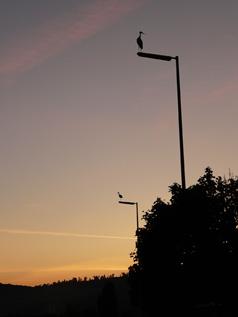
{"left": 0, "top": 228, "right": 135, "bottom": 240}
{"left": 208, "top": 79, "right": 238, "bottom": 100}
{"left": 0, "top": 0, "right": 147, "bottom": 77}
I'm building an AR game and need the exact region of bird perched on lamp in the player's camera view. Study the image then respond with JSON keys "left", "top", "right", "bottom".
{"left": 118, "top": 192, "right": 123, "bottom": 199}
{"left": 136, "top": 31, "right": 145, "bottom": 51}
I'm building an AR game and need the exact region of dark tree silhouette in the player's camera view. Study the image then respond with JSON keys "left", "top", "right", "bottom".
{"left": 128, "top": 167, "right": 238, "bottom": 316}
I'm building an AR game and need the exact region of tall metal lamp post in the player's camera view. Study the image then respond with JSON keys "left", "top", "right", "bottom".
{"left": 118, "top": 200, "right": 139, "bottom": 235}
{"left": 137, "top": 52, "right": 186, "bottom": 190}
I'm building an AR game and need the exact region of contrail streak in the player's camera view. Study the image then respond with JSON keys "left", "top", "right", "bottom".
{"left": 0, "top": 229, "right": 135, "bottom": 240}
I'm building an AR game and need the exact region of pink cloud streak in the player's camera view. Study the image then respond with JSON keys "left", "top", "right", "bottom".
{"left": 0, "top": 0, "right": 147, "bottom": 77}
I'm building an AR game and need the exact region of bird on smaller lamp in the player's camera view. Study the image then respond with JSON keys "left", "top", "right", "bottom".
{"left": 118, "top": 192, "right": 123, "bottom": 199}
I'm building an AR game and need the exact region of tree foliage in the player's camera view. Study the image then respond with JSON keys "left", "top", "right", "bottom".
{"left": 128, "top": 167, "right": 238, "bottom": 315}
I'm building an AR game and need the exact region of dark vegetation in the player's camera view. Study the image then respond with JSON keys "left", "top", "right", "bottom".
{"left": 0, "top": 274, "right": 140, "bottom": 317}
{"left": 2, "top": 167, "right": 238, "bottom": 316}
{"left": 129, "top": 167, "right": 238, "bottom": 316}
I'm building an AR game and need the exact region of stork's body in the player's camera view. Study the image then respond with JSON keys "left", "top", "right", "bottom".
{"left": 136, "top": 31, "right": 144, "bottom": 51}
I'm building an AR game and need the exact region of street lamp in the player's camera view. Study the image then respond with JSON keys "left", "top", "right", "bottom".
{"left": 137, "top": 52, "right": 186, "bottom": 190}
{"left": 118, "top": 200, "right": 139, "bottom": 234}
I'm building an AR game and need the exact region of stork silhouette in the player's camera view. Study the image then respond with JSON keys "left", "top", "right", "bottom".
{"left": 136, "top": 31, "right": 144, "bottom": 51}
{"left": 118, "top": 192, "right": 123, "bottom": 199}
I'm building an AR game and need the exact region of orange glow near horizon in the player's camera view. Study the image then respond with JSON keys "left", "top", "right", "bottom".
{"left": 0, "top": 266, "right": 130, "bottom": 287}
{"left": 0, "top": 228, "right": 136, "bottom": 286}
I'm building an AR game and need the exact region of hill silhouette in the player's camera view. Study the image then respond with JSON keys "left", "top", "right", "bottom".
{"left": 0, "top": 274, "right": 140, "bottom": 317}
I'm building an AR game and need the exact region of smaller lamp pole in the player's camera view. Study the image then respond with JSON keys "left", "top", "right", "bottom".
{"left": 118, "top": 201, "right": 139, "bottom": 234}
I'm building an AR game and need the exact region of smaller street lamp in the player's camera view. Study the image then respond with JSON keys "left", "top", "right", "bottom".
{"left": 118, "top": 200, "right": 139, "bottom": 234}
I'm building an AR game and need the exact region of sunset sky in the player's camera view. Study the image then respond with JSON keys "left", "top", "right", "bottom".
{"left": 1, "top": 0, "right": 238, "bottom": 286}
